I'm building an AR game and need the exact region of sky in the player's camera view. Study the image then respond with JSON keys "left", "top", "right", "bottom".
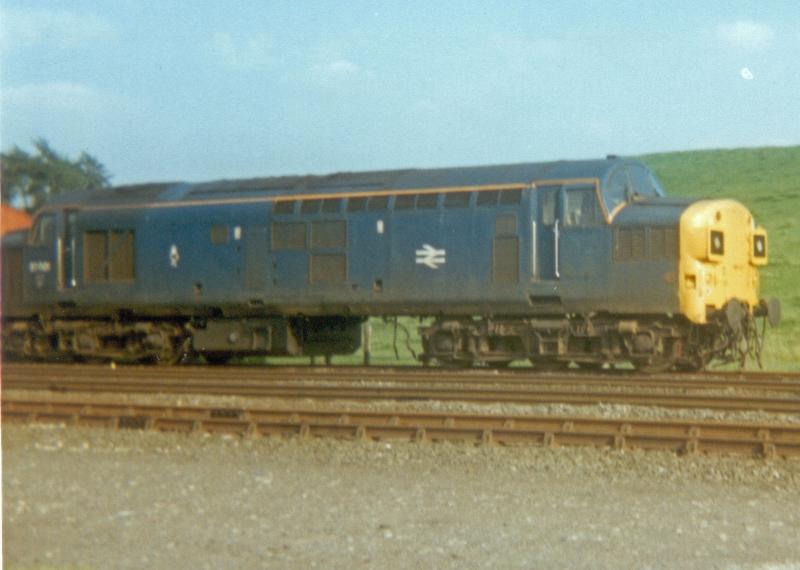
{"left": 1, "top": 1, "right": 799, "bottom": 185}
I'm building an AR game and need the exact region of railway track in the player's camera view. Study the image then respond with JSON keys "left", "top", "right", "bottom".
{"left": 5, "top": 362, "right": 800, "bottom": 389}
{"left": 4, "top": 397, "right": 799, "bottom": 458}
{"left": 3, "top": 364, "right": 800, "bottom": 414}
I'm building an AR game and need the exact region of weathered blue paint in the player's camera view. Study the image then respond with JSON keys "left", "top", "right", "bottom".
{"left": 16, "top": 157, "right": 693, "bottom": 320}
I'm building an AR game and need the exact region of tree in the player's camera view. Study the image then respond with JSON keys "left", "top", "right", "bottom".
{"left": 1, "top": 138, "right": 112, "bottom": 213}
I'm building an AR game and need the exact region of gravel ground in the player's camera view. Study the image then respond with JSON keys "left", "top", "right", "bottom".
{"left": 4, "top": 423, "right": 800, "bottom": 569}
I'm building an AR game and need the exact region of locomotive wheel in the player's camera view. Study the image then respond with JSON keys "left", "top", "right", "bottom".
{"left": 676, "top": 361, "right": 703, "bottom": 373}
{"left": 675, "top": 352, "right": 710, "bottom": 372}
{"left": 531, "top": 358, "right": 570, "bottom": 371}
{"left": 632, "top": 356, "right": 675, "bottom": 374}
{"left": 75, "top": 355, "right": 112, "bottom": 365}
{"left": 631, "top": 331, "right": 678, "bottom": 373}
{"left": 138, "top": 353, "right": 184, "bottom": 365}
{"left": 146, "top": 336, "right": 190, "bottom": 365}
{"left": 436, "top": 357, "right": 474, "bottom": 369}
{"left": 577, "top": 361, "right": 607, "bottom": 371}
{"left": 204, "top": 353, "right": 232, "bottom": 365}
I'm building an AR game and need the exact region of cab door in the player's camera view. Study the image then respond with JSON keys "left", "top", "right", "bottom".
{"left": 23, "top": 212, "right": 59, "bottom": 301}
{"left": 532, "top": 185, "right": 560, "bottom": 282}
{"left": 60, "top": 209, "right": 78, "bottom": 289}
{"left": 557, "top": 184, "right": 609, "bottom": 306}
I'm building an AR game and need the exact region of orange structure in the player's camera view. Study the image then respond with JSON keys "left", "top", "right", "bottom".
{"left": 1, "top": 204, "right": 32, "bottom": 235}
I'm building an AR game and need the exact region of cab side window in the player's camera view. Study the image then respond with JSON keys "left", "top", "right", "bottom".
{"left": 28, "top": 214, "right": 56, "bottom": 246}
{"left": 564, "top": 188, "right": 602, "bottom": 227}
{"left": 626, "top": 165, "right": 659, "bottom": 198}
{"left": 605, "top": 169, "right": 629, "bottom": 213}
{"left": 539, "top": 186, "right": 559, "bottom": 226}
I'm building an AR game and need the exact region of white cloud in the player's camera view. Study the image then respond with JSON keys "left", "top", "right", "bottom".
{"left": 210, "top": 32, "right": 273, "bottom": 70}
{"left": 312, "top": 58, "right": 361, "bottom": 77}
{"left": 716, "top": 20, "right": 774, "bottom": 50}
{"left": 2, "top": 82, "right": 108, "bottom": 112}
{"left": 0, "top": 6, "right": 114, "bottom": 53}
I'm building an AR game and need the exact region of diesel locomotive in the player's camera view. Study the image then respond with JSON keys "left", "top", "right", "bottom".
{"left": 1, "top": 157, "right": 780, "bottom": 371}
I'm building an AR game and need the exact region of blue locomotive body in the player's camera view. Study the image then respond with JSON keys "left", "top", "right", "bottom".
{"left": 2, "top": 157, "right": 772, "bottom": 369}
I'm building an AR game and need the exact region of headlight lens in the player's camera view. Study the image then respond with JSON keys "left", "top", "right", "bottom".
{"left": 710, "top": 230, "right": 724, "bottom": 255}
{"left": 753, "top": 234, "right": 766, "bottom": 258}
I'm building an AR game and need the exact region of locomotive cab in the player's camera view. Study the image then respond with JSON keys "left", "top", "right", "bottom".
{"left": 20, "top": 209, "right": 84, "bottom": 305}
{"left": 528, "top": 160, "right": 667, "bottom": 311}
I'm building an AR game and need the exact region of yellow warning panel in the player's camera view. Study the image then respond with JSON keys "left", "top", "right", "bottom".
{"left": 679, "top": 199, "right": 764, "bottom": 324}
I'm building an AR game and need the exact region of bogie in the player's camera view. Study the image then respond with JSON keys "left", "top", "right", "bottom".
{"left": 421, "top": 315, "right": 704, "bottom": 372}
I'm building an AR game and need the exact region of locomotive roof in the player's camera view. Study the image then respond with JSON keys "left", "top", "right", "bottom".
{"left": 45, "top": 157, "right": 657, "bottom": 208}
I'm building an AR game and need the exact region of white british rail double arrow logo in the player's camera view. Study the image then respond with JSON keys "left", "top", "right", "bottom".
{"left": 415, "top": 244, "right": 446, "bottom": 269}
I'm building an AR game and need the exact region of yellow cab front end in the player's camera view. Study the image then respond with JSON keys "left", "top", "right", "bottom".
{"left": 677, "top": 198, "right": 781, "bottom": 367}
{"left": 679, "top": 199, "right": 767, "bottom": 324}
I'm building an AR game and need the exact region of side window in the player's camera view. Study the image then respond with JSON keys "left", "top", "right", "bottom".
{"left": 499, "top": 189, "right": 522, "bottom": 205}
{"left": 564, "top": 187, "right": 602, "bottom": 227}
{"left": 347, "top": 197, "right": 367, "bottom": 212}
{"left": 648, "top": 171, "right": 665, "bottom": 197}
{"left": 321, "top": 198, "right": 342, "bottom": 213}
{"left": 626, "top": 165, "right": 659, "bottom": 198}
{"left": 477, "top": 190, "right": 499, "bottom": 207}
{"left": 416, "top": 193, "right": 438, "bottom": 209}
{"left": 394, "top": 194, "right": 416, "bottom": 210}
{"left": 539, "top": 186, "right": 559, "bottom": 226}
{"left": 273, "top": 200, "right": 296, "bottom": 215}
{"left": 605, "top": 169, "right": 629, "bottom": 213}
{"left": 29, "top": 214, "right": 56, "bottom": 246}
{"left": 444, "top": 191, "right": 471, "bottom": 208}
{"left": 368, "top": 196, "right": 389, "bottom": 211}
{"left": 301, "top": 199, "right": 322, "bottom": 214}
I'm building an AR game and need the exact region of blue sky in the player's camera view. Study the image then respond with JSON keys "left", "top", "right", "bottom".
{"left": 2, "top": 1, "right": 799, "bottom": 185}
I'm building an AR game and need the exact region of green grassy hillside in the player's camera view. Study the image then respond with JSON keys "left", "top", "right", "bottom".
{"left": 640, "top": 146, "right": 800, "bottom": 369}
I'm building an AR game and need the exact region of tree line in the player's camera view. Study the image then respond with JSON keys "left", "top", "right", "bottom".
{"left": 1, "top": 138, "right": 111, "bottom": 213}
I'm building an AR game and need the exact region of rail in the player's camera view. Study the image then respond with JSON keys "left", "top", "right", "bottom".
{"left": 4, "top": 364, "right": 799, "bottom": 414}
{"left": 4, "top": 397, "right": 798, "bottom": 458}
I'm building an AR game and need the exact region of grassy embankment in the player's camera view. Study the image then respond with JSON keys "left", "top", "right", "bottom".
{"left": 271, "top": 146, "right": 800, "bottom": 370}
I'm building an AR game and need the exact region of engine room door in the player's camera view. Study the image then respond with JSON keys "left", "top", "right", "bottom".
{"left": 244, "top": 225, "right": 268, "bottom": 291}
{"left": 534, "top": 185, "right": 560, "bottom": 281}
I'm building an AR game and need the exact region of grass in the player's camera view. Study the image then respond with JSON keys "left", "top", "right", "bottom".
{"left": 268, "top": 146, "right": 800, "bottom": 370}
